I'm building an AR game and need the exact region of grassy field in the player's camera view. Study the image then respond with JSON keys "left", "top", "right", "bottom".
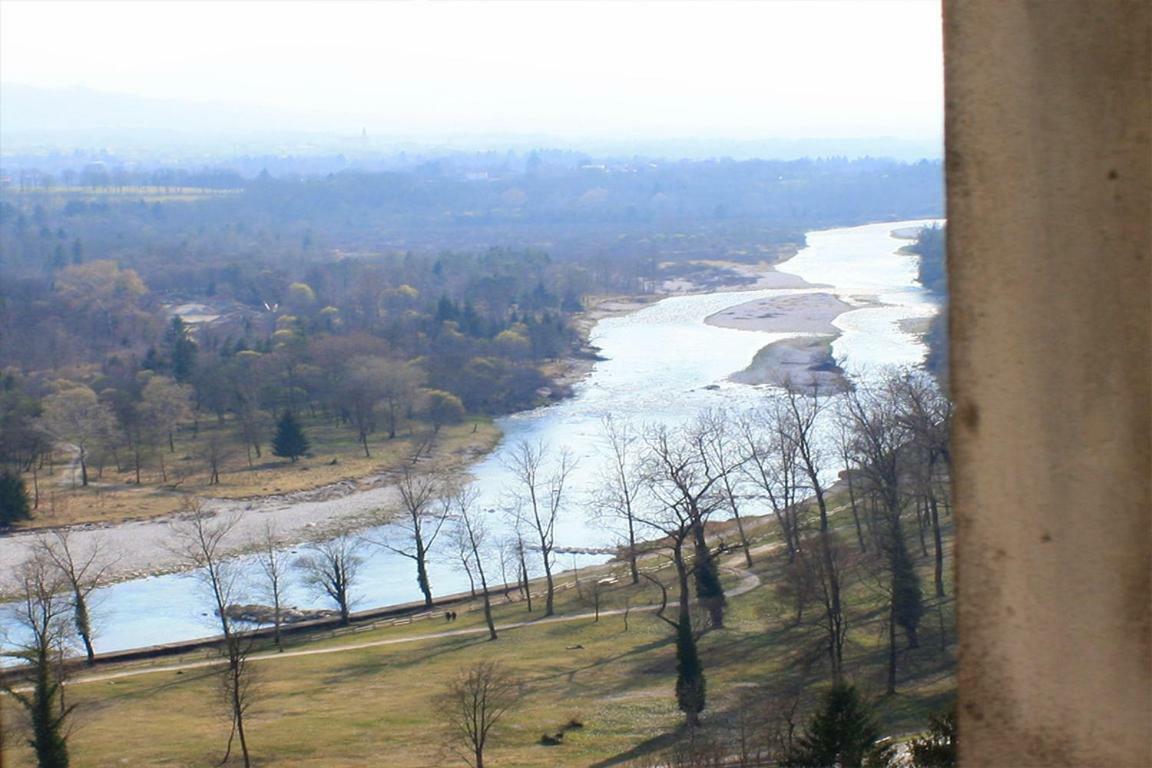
{"left": 1, "top": 500, "right": 956, "bottom": 767}
{"left": 24, "top": 415, "right": 501, "bottom": 528}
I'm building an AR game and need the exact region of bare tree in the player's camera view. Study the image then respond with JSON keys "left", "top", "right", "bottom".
{"left": 891, "top": 370, "right": 952, "bottom": 598}
{"left": 41, "top": 384, "right": 115, "bottom": 487}
{"left": 641, "top": 418, "right": 729, "bottom": 629}
{"left": 634, "top": 494, "right": 709, "bottom": 728}
{"left": 1, "top": 552, "right": 76, "bottom": 768}
{"left": 35, "top": 529, "right": 114, "bottom": 665}
{"left": 838, "top": 376, "right": 925, "bottom": 693}
{"left": 779, "top": 385, "right": 847, "bottom": 682}
{"left": 504, "top": 518, "right": 533, "bottom": 612}
{"left": 450, "top": 487, "right": 498, "bottom": 640}
{"left": 450, "top": 520, "right": 479, "bottom": 599}
{"left": 438, "top": 660, "right": 519, "bottom": 768}
{"left": 504, "top": 440, "right": 574, "bottom": 616}
{"left": 739, "top": 403, "right": 804, "bottom": 564}
{"left": 254, "top": 521, "right": 291, "bottom": 651}
{"left": 698, "top": 409, "right": 753, "bottom": 567}
{"left": 170, "top": 506, "right": 254, "bottom": 768}
{"left": 380, "top": 467, "right": 450, "bottom": 607}
{"left": 298, "top": 531, "right": 365, "bottom": 625}
{"left": 596, "top": 415, "right": 643, "bottom": 584}
{"left": 200, "top": 432, "right": 231, "bottom": 485}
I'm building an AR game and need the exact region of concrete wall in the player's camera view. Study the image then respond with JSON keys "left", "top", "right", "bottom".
{"left": 945, "top": 1, "right": 1151, "bottom": 765}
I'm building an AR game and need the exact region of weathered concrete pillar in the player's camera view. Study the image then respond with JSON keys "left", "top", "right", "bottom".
{"left": 945, "top": 1, "right": 1150, "bottom": 765}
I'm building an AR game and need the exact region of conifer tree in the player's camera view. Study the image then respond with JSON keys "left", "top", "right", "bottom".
{"left": 784, "top": 684, "right": 893, "bottom": 768}
{"left": 271, "top": 410, "right": 309, "bottom": 462}
{"left": 0, "top": 471, "right": 32, "bottom": 527}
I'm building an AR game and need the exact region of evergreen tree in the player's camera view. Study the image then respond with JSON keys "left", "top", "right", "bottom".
{"left": 674, "top": 620, "right": 706, "bottom": 726}
{"left": 0, "top": 471, "right": 32, "bottom": 527}
{"left": 891, "top": 533, "right": 924, "bottom": 648}
{"left": 784, "top": 684, "right": 893, "bottom": 768}
{"left": 164, "top": 317, "right": 198, "bottom": 383}
{"left": 271, "top": 410, "right": 309, "bottom": 462}
{"left": 909, "top": 710, "right": 957, "bottom": 767}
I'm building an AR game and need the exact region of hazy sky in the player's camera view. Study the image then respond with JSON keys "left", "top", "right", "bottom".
{"left": 0, "top": 0, "right": 944, "bottom": 141}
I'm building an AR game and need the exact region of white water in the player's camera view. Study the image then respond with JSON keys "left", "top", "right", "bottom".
{"left": 0, "top": 219, "right": 942, "bottom": 655}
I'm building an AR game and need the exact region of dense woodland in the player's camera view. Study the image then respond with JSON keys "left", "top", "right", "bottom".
{"left": 0, "top": 156, "right": 942, "bottom": 524}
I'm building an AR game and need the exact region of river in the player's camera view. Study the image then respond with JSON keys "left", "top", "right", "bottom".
{"left": 1, "top": 218, "right": 942, "bottom": 655}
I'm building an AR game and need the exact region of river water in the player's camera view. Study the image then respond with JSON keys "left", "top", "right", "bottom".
{"left": 2, "top": 219, "right": 942, "bottom": 655}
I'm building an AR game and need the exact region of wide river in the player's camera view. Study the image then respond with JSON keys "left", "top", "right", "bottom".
{"left": 1, "top": 219, "right": 942, "bottom": 655}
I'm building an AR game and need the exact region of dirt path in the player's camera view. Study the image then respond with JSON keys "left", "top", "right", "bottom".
{"left": 58, "top": 565, "right": 763, "bottom": 688}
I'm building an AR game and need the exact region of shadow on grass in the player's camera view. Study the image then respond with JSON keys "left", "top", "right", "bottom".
{"left": 319, "top": 634, "right": 487, "bottom": 684}
{"left": 587, "top": 727, "right": 684, "bottom": 768}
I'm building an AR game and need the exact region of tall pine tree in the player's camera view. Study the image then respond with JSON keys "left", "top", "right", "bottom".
{"left": 272, "top": 410, "right": 309, "bottom": 463}
{"left": 0, "top": 471, "right": 32, "bottom": 527}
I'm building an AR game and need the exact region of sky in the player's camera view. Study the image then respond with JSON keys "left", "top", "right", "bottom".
{"left": 0, "top": 0, "right": 944, "bottom": 142}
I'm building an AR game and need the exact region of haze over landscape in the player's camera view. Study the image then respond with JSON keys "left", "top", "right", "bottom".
{"left": 0, "top": 3, "right": 955, "bottom": 767}
{"left": 1, "top": 0, "right": 943, "bottom": 157}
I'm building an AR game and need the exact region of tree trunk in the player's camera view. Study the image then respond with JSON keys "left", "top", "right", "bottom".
{"left": 519, "top": 549, "right": 532, "bottom": 612}
{"left": 75, "top": 591, "right": 96, "bottom": 665}
{"left": 845, "top": 470, "right": 867, "bottom": 552}
{"left": 232, "top": 660, "right": 252, "bottom": 767}
{"left": 542, "top": 551, "right": 555, "bottom": 616}
{"left": 887, "top": 605, "right": 897, "bottom": 695}
{"left": 415, "top": 538, "right": 433, "bottom": 608}
{"left": 477, "top": 561, "right": 497, "bottom": 641}
{"left": 626, "top": 514, "right": 640, "bottom": 585}
{"left": 929, "top": 486, "right": 946, "bottom": 598}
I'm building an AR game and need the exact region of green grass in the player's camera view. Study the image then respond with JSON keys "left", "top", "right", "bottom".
{"left": 2, "top": 500, "right": 956, "bottom": 767}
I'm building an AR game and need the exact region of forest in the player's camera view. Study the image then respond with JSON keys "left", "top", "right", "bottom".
{"left": 0, "top": 155, "right": 944, "bottom": 526}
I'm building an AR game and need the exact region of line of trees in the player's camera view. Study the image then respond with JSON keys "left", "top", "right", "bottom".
{"left": 587, "top": 369, "right": 951, "bottom": 733}
{"left": 2, "top": 367, "right": 951, "bottom": 765}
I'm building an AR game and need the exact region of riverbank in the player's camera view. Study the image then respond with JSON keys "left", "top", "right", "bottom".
{"left": 1, "top": 221, "right": 935, "bottom": 604}
{"left": 2, "top": 492, "right": 955, "bottom": 768}
{"left": 0, "top": 423, "right": 501, "bottom": 591}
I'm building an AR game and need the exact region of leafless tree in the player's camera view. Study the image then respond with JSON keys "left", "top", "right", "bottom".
{"left": 297, "top": 531, "right": 365, "bottom": 625}
{"left": 438, "top": 660, "right": 519, "bottom": 768}
{"left": 635, "top": 495, "right": 709, "bottom": 728}
{"left": 596, "top": 414, "right": 643, "bottom": 583}
{"left": 41, "top": 384, "right": 116, "bottom": 487}
{"left": 1, "top": 552, "right": 76, "bottom": 768}
{"left": 200, "top": 432, "right": 231, "bottom": 485}
{"left": 450, "top": 487, "right": 498, "bottom": 640}
{"left": 379, "top": 467, "right": 450, "bottom": 607}
{"left": 450, "top": 519, "right": 479, "bottom": 599}
{"left": 504, "top": 440, "right": 575, "bottom": 616}
{"left": 739, "top": 403, "right": 805, "bottom": 564}
{"left": 170, "top": 505, "right": 254, "bottom": 768}
{"left": 698, "top": 409, "right": 753, "bottom": 567}
{"left": 838, "top": 376, "right": 925, "bottom": 692}
{"left": 502, "top": 517, "right": 533, "bottom": 612}
{"left": 779, "top": 384, "right": 847, "bottom": 682}
{"left": 35, "top": 529, "right": 114, "bottom": 665}
{"left": 891, "top": 370, "right": 952, "bottom": 598}
{"left": 641, "top": 418, "right": 729, "bottom": 629}
{"left": 254, "top": 521, "right": 291, "bottom": 651}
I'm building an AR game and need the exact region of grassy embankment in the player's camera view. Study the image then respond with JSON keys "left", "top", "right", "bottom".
{"left": 1, "top": 492, "right": 956, "bottom": 767}
{"left": 22, "top": 415, "right": 501, "bottom": 529}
